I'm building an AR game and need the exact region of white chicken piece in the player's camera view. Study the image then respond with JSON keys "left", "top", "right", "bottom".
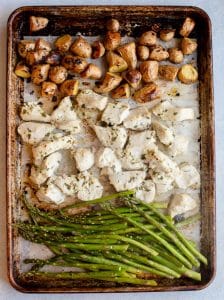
{"left": 30, "top": 152, "right": 62, "bottom": 186}
{"left": 54, "top": 175, "right": 79, "bottom": 196}
{"left": 20, "top": 102, "right": 51, "bottom": 122}
{"left": 168, "top": 194, "right": 197, "bottom": 218}
{"left": 152, "top": 121, "right": 174, "bottom": 146}
{"left": 152, "top": 101, "right": 194, "bottom": 122}
{"left": 76, "top": 171, "right": 103, "bottom": 201}
{"left": 36, "top": 182, "right": 66, "bottom": 205}
{"left": 123, "top": 107, "right": 151, "bottom": 131}
{"left": 96, "top": 148, "right": 122, "bottom": 173}
{"left": 51, "top": 97, "right": 81, "bottom": 133}
{"left": 76, "top": 89, "right": 108, "bottom": 111}
{"left": 135, "top": 180, "right": 156, "bottom": 203}
{"left": 72, "top": 148, "right": 94, "bottom": 172}
{"left": 108, "top": 170, "right": 146, "bottom": 191}
{"left": 101, "top": 102, "right": 130, "bottom": 125}
{"left": 116, "top": 150, "right": 145, "bottom": 170}
{"left": 149, "top": 170, "right": 174, "bottom": 194}
{"left": 167, "top": 135, "right": 189, "bottom": 157}
{"left": 175, "top": 163, "right": 200, "bottom": 189}
{"left": 32, "top": 135, "right": 76, "bottom": 165}
{"left": 93, "top": 125, "right": 128, "bottom": 151}
{"left": 18, "top": 122, "right": 55, "bottom": 145}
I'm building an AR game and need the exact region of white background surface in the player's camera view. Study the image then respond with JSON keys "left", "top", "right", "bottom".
{"left": 0, "top": 0, "right": 223, "bottom": 299}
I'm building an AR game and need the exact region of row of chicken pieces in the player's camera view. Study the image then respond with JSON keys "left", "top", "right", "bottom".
{"left": 18, "top": 89, "right": 199, "bottom": 217}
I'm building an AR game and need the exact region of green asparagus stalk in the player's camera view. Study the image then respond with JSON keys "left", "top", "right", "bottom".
{"left": 175, "top": 213, "right": 201, "bottom": 228}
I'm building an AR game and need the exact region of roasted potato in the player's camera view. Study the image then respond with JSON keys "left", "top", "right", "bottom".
{"left": 133, "top": 82, "right": 160, "bottom": 103}
{"left": 179, "top": 17, "right": 195, "bottom": 37}
{"left": 60, "top": 79, "right": 79, "bottom": 96}
{"left": 94, "top": 72, "right": 122, "bottom": 94}
{"left": 26, "top": 50, "right": 49, "bottom": 66}
{"left": 80, "top": 63, "right": 102, "bottom": 80}
{"left": 159, "top": 29, "right": 175, "bottom": 42}
{"left": 29, "top": 16, "right": 49, "bottom": 32}
{"left": 70, "top": 36, "right": 92, "bottom": 58}
{"left": 17, "top": 40, "right": 35, "bottom": 58}
{"left": 62, "top": 55, "right": 88, "bottom": 73}
{"left": 14, "top": 62, "right": 31, "bottom": 78}
{"left": 124, "top": 70, "right": 142, "bottom": 89}
{"left": 140, "top": 60, "right": 159, "bottom": 82}
{"left": 35, "top": 38, "right": 51, "bottom": 51}
{"left": 137, "top": 45, "right": 150, "bottom": 61}
{"left": 149, "top": 45, "right": 169, "bottom": 61}
{"left": 168, "top": 48, "right": 184, "bottom": 64}
{"left": 106, "top": 51, "right": 128, "bottom": 73}
{"left": 104, "top": 31, "right": 121, "bottom": 51}
{"left": 181, "top": 38, "right": 197, "bottom": 55}
{"left": 117, "top": 42, "right": 137, "bottom": 70}
{"left": 41, "top": 81, "right": 57, "bottom": 98}
{"left": 31, "top": 64, "right": 50, "bottom": 85}
{"left": 49, "top": 66, "right": 68, "bottom": 84}
{"left": 178, "top": 64, "right": 198, "bottom": 84}
{"left": 111, "top": 83, "right": 130, "bottom": 99}
{"left": 45, "top": 51, "right": 62, "bottom": 65}
{"left": 55, "top": 34, "right": 72, "bottom": 52}
{"left": 92, "top": 41, "right": 105, "bottom": 59}
{"left": 139, "top": 31, "right": 157, "bottom": 46}
{"left": 159, "top": 65, "right": 179, "bottom": 81}
{"left": 106, "top": 18, "right": 120, "bottom": 32}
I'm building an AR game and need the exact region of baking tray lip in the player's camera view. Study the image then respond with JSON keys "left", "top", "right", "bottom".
{"left": 6, "top": 4, "right": 216, "bottom": 293}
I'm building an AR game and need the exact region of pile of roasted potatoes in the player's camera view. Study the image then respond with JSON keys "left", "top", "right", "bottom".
{"left": 15, "top": 16, "right": 198, "bottom": 103}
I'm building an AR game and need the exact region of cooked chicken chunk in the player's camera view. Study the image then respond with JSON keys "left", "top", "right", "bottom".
{"left": 108, "top": 170, "right": 146, "bottom": 191}
{"left": 76, "top": 89, "right": 108, "bottom": 111}
{"left": 149, "top": 169, "right": 174, "bottom": 194}
{"left": 96, "top": 147, "right": 122, "bottom": 173}
{"left": 135, "top": 180, "right": 156, "bottom": 203}
{"left": 32, "top": 135, "right": 76, "bottom": 165}
{"left": 18, "top": 122, "right": 55, "bottom": 145}
{"left": 54, "top": 175, "right": 79, "bottom": 196}
{"left": 36, "top": 182, "right": 66, "bottom": 205}
{"left": 152, "top": 121, "right": 174, "bottom": 146}
{"left": 167, "top": 135, "right": 189, "bottom": 157}
{"left": 72, "top": 148, "right": 94, "bottom": 172}
{"left": 76, "top": 171, "right": 103, "bottom": 201}
{"left": 30, "top": 152, "right": 62, "bottom": 186}
{"left": 175, "top": 163, "right": 200, "bottom": 189}
{"left": 116, "top": 149, "right": 145, "bottom": 170}
{"left": 123, "top": 107, "right": 151, "bottom": 131}
{"left": 51, "top": 96, "right": 81, "bottom": 133}
{"left": 93, "top": 125, "right": 128, "bottom": 151}
{"left": 101, "top": 102, "right": 130, "bottom": 125}
{"left": 168, "top": 193, "right": 197, "bottom": 218}
{"left": 20, "top": 102, "right": 51, "bottom": 122}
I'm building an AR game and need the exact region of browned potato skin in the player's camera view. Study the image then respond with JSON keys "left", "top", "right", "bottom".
{"left": 133, "top": 82, "right": 160, "bottom": 103}
{"left": 106, "top": 51, "right": 128, "bottom": 73}
{"left": 35, "top": 38, "right": 51, "bottom": 51}
{"left": 111, "top": 83, "right": 130, "bottom": 99}
{"left": 18, "top": 40, "right": 35, "bottom": 58}
{"left": 94, "top": 72, "right": 122, "bottom": 94}
{"left": 168, "top": 48, "right": 184, "bottom": 64}
{"left": 62, "top": 55, "right": 88, "bottom": 73}
{"left": 26, "top": 50, "right": 49, "bottom": 66}
{"left": 31, "top": 64, "right": 50, "bottom": 85}
{"left": 124, "top": 69, "right": 142, "bottom": 89}
{"left": 41, "top": 81, "right": 57, "bottom": 99}
{"left": 139, "top": 31, "right": 157, "bottom": 46}
{"left": 149, "top": 45, "right": 169, "bottom": 61}
{"left": 46, "top": 51, "right": 62, "bottom": 65}
{"left": 92, "top": 41, "right": 105, "bottom": 59}
{"left": 159, "top": 29, "right": 175, "bottom": 42}
{"left": 179, "top": 17, "right": 196, "bottom": 37}
{"left": 80, "top": 63, "right": 102, "bottom": 80}
{"left": 159, "top": 65, "right": 179, "bottom": 81}
{"left": 49, "top": 66, "right": 68, "bottom": 84}
{"left": 137, "top": 46, "right": 150, "bottom": 61}
{"left": 140, "top": 60, "right": 159, "bottom": 82}
{"left": 178, "top": 64, "right": 198, "bottom": 84}
{"left": 55, "top": 34, "right": 72, "bottom": 52}
{"left": 70, "top": 36, "right": 92, "bottom": 58}
{"left": 106, "top": 19, "right": 120, "bottom": 32}
{"left": 104, "top": 31, "right": 121, "bottom": 51}
{"left": 117, "top": 42, "right": 137, "bottom": 70}
{"left": 15, "top": 62, "right": 31, "bottom": 78}
{"left": 181, "top": 38, "right": 197, "bottom": 55}
{"left": 29, "top": 16, "right": 49, "bottom": 32}
{"left": 60, "top": 79, "right": 79, "bottom": 96}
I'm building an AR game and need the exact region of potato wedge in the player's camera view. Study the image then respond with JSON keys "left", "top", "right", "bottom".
{"left": 60, "top": 79, "right": 79, "bottom": 96}
{"left": 106, "top": 51, "right": 128, "bottom": 73}
{"left": 26, "top": 50, "right": 49, "bottom": 66}
{"left": 179, "top": 17, "right": 195, "bottom": 37}
{"left": 106, "top": 19, "right": 120, "bottom": 32}
{"left": 149, "top": 45, "right": 169, "bottom": 61}
{"left": 137, "top": 46, "right": 150, "bottom": 61}
{"left": 159, "top": 29, "right": 175, "bottom": 42}
{"left": 41, "top": 81, "right": 57, "bottom": 99}
{"left": 92, "top": 41, "right": 105, "bottom": 59}
{"left": 104, "top": 31, "right": 121, "bottom": 51}
{"left": 70, "top": 36, "right": 92, "bottom": 58}
{"left": 168, "top": 48, "right": 184, "bottom": 64}
{"left": 111, "top": 83, "right": 130, "bottom": 99}
{"left": 124, "top": 70, "right": 142, "bottom": 89}
{"left": 31, "top": 64, "right": 50, "bottom": 85}
{"left": 49, "top": 66, "right": 68, "bottom": 84}
{"left": 80, "top": 63, "right": 102, "bottom": 80}
{"left": 178, "top": 64, "right": 198, "bottom": 84}
{"left": 133, "top": 83, "right": 160, "bottom": 103}
{"left": 15, "top": 62, "right": 31, "bottom": 78}
{"left": 139, "top": 31, "right": 157, "bottom": 46}
{"left": 181, "top": 38, "right": 197, "bottom": 55}
{"left": 62, "top": 55, "right": 88, "bottom": 73}
{"left": 159, "top": 65, "right": 179, "bottom": 81}
{"left": 117, "top": 42, "right": 137, "bottom": 70}
{"left": 35, "top": 38, "right": 51, "bottom": 51}
{"left": 94, "top": 72, "right": 122, "bottom": 94}
{"left": 55, "top": 34, "right": 72, "bottom": 52}
{"left": 29, "top": 16, "right": 49, "bottom": 32}
{"left": 17, "top": 40, "right": 35, "bottom": 58}
{"left": 140, "top": 60, "right": 159, "bottom": 82}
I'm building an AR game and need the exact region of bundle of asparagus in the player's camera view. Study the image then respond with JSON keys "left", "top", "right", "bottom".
{"left": 16, "top": 190, "right": 205, "bottom": 286}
